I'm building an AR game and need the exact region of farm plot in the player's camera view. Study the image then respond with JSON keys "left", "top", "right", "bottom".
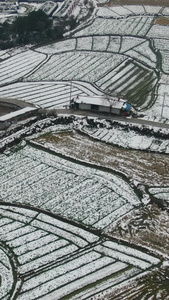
{"left": 36, "top": 38, "right": 76, "bottom": 54}
{"left": 145, "top": 79, "right": 169, "bottom": 119}
{"left": 27, "top": 51, "right": 127, "bottom": 83}
{"left": 95, "top": 60, "right": 158, "bottom": 109}
{"left": 147, "top": 24, "right": 169, "bottom": 40}
{"left": 0, "top": 144, "right": 140, "bottom": 230}
{"left": 36, "top": 35, "right": 157, "bottom": 69}
{"left": 26, "top": 47, "right": 158, "bottom": 109}
{"left": 80, "top": 122, "right": 169, "bottom": 153}
{"left": 160, "top": 51, "right": 169, "bottom": 74}
{"left": 97, "top": 5, "right": 163, "bottom": 17}
{"left": 124, "top": 40, "right": 157, "bottom": 68}
{"left": 0, "top": 242, "right": 16, "bottom": 300}
{"left": 34, "top": 130, "right": 169, "bottom": 187}
{"left": 73, "top": 16, "right": 154, "bottom": 37}
{"left": 0, "top": 81, "right": 101, "bottom": 109}
{"left": 0, "top": 50, "right": 46, "bottom": 86}
{"left": 0, "top": 204, "right": 161, "bottom": 300}
{"left": 153, "top": 38, "right": 169, "bottom": 52}
{"left": 0, "top": 30, "right": 159, "bottom": 111}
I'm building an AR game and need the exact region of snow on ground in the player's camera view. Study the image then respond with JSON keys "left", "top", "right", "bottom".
{"left": 0, "top": 204, "right": 162, "bottom": 300}
{"left": 0, "top": 81, "right": 102, "bottom": 109}
{"left": 0, "top": 50, "right": 46, "bottom": 86}
{"left": 149, "top": 187, "right": 169, "bottom": 204}
{"left": 0, "top": 245, "right": 15, "bottom": 300}
{"left": 75, "top": 117, "right": 169, "bottom": 153}
{"left": 147, "top": 24, "right": 169, "bottom": 39}
{"left": 32, "top": 126, "right": 169, "bottom": 187}
{"left": 0, "top": 3, "right": 169, "bottom": 299}
{"left": 145, "top": 75, "right": 169, "bottom": 119}
{"left": 37, "top": 39, "right": 76, "bottom": 54}
{"left": 0, "top": 144, "right": 140, "bottom": 229}
{"left": 74, "top": 15, "right": 154, "bottom": 37}
{"left": 0, "top": 4, "right": 168, "bottom": 118}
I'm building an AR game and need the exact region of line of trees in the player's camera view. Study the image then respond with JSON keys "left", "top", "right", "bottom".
{"left": 0, "top": 10, "right": 65, "bottom": 49}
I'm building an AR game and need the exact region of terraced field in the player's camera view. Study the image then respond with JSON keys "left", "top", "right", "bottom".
{"left": 0, "top": 1, "right": 169, "bottom": 299}
{"left": 1, "top": 5, "right": 169, "bottom": 113}
{"left": 0, "top": 145, "right": 140, "bottom": 229}
{"left": 0, "top": 204, "right": 161, "bottom": 300}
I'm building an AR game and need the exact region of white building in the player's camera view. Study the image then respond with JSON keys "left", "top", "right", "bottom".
{"left": 70, "top": 95, "right": 131, "bottom": 115}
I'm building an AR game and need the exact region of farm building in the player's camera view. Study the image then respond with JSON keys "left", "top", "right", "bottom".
{"left": 70, "top": 95, "right": 132, "bottom": 115}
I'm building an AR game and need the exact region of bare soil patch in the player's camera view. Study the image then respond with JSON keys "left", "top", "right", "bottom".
{"left": 155, "top": 16, "right": 169, "bottom": 25}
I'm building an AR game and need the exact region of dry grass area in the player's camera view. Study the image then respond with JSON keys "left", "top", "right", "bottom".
{"left": 106, "top": 204, "right": 169, "bottom": 299}
{"left": 107, "top": 261, "right": 169, "bottom": 299}
{"left": 155, "top": 16, "right": 169, "bottom": 25}
{"left": 35, "top": 130, "right": 169, "bottom": 187}
{"left": 108, "top": 203, "right": 169, "bottom": 256}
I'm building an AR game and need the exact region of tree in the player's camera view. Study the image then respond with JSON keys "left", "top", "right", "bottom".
{"left": 0, "top": 10, "right": 65, "bottom": 49}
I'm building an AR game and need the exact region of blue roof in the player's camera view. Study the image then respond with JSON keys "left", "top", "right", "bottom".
{"left": 124, "top": 102, "right": 131, "bottom": 111}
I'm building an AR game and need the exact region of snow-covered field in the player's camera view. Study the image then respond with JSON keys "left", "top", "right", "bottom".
{"left": 0, "top": 2, "right": 169, "bottom": 299}
{"left": 78, "top": 117, "right": 169, "bottom": 153}
{"left": 32, "top": 126, "right": 169, "bottom": 186}
{"left": 0, "top": 81, "right": 102, "bottom": 109}
{"left": 0, "top": 50, "right": 46, "bottom": 86}
{"left": 1, "top": 4, "right": 168, "bottom": 114}
{"left": 0, "top": 204, "right": 161, "bottom": 300}
{"left": 0, "top": 144, "right": 140, "bottom": 229}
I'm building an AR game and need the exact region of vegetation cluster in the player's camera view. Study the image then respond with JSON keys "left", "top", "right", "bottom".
{"left": 0, "top": 10, "right": 66, "bottom": 49}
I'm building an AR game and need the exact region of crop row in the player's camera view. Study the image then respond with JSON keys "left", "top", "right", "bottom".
{"left": 0, "top": 204, "right": 161, "bottom": 300}
{"left": 37, "top": 36, "right": 155, "bottom": 61}
{"left": 0, "top": 34, "right": 159, "bottom": 110}
{"left": 26, "top": 51, "right": 157, "bottom": 109}
{"left": 0, "top": 82, "right": 86, "bottom": 109}
{"left": 0, "top": 80, "right": 102, "bottom": 109}
{"left": 97, "top": 5, "right": 165, "bottom": 17}
{"left": 74, "top": 16, "right": 154, "bottom": 37}
{"left": 0, "top": 145, "right": 140, "bottom": 230}
{"left": 96, "top": 60, "right": 157, "bottom": 109}
{"left": 0, "top": 50, "right": 46, "bottom": 86}
{"left": 81, "top": 124, "right": 169, "bottom": 153}
{"left": 28, "top": 52, "right": 126, "bottom": 83}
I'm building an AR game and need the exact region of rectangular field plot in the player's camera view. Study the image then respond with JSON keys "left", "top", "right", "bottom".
{"left": 0, "top": 144, "right": 140, "bottom": 230}
{"left": 95, "top": 60, "right": 158, "bottom": 109}
{"left": 27, "top": 52, "right": 126, "bottom": 85}
{"left": 160, "top": 51, "right": 169, "bottom": 74}
{"left": 0, "top": 205, "right": 161, "bottom": 300}
{"left": 0, "top": 82, "right": 86, "bottom": 109}
{"left": 0, "top": 50, "right": 46, "bottom": 86}
{"left": 147, "top": 25, "right": 169, "bottom": 39}
{"left": 74, "top": 16, "right": 153, "bottom": 37}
